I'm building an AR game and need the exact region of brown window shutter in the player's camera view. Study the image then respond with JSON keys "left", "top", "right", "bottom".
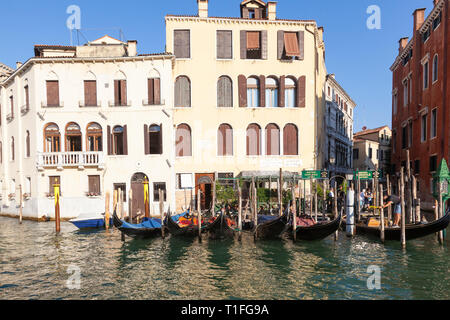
{"left": 240, "top": 31, "right": 247, "bottom": 59}
{"left": 107, "top": 125, "right": 112, "bottom": 155}
{"left": 174, "top": 30, "right": 190, "bottom": 59}
{"left": 123, "top": 125, "right": 128, "bottom": 155}
{"left": 238, "top": 75, "right": 247, "bottom": 107}
{"left": 25, "top": 86, "right": 30, "bottom": 108}
{"left": 217, "top": 31, "right": 232, "bottom": 59}
{"left": 84, "top": 80, "right": 97, "bottom": 106}
{"left": 298, "top": 31, "right": 305, "bottom": 60}
{"left": 89, "top": 176, "right": 100, "bottom": 194}
{"left": 159, "top": 124, "right": 163, "bottom": 155}
{"left": 261, "top": 31, "right": 268, "bottom": 60}
{"left": 242, "top": 8, "right": 249, "bottom": 19}
{"left": 297, "top": 76, "right": 306, "bottom": 108}
{"left": 120, "top": 80, "right": 127, "bottom": 106}
{"left": 144, "top": 124, "right": 149, "bottom": 154}
{"left": 277, "top": 31, "right": 284, "bottom": 60}
{"left": 279, "top": 75, "right": 285, "bottom": 107}
{"left": 148, "top": 79, "right": 154, "bottom": 105}
{"left": 284, "top": 124, "right": 298, "bottom": 155}
{"left": 10, "top": 96, "right": 14, "bottom": 117}
{"left": 284, "top": 32, "right": 300, "bottom": 57}
{"left": 46, "top": 81, "right": 59, "bottom": 107}
{"left": 255, "top": 8, "right": 262, "bottom": 19}
{"left": 259, "top": 75, "right": 265, "bottom": 107}
{"left": 114, "top": 80, "right": 120, "bottom": 106}
{"left": 154, "top": 78, "right": 161, "bottom": 105}
{"left": 26, "top": 132, "right": 30, "bottom": 157}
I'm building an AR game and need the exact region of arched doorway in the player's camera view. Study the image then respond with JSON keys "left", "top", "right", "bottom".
{"left": 130, "top": 173, "right": 149, "bottom": 220}
{"left": 195, "top": 173, "right": 215, "bottom": 211}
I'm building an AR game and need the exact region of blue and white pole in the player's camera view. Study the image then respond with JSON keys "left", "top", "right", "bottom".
{"left": 346, "top": 188, "right": 355, "bottom": 237}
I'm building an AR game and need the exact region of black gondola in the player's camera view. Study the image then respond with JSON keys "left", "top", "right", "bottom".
{"left": 208, "top": 212, "right": 236, "bottom": 240}
{"left": 342, "top": 210, "right": 450, "bottom": 241}
{"left": 254, "top": 210, "right": 289, "bottom": 240}
{"left": 287, "top": 214, "right": 342, "bottom": 241}
{"left": 165, "top": 210, "right": 211, "bottom": 237}
{"left": 112, "top": 209, "right": 161, "bottom": 239}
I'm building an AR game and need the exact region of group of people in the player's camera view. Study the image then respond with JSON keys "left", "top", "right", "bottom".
{"left": 359, "top": 189, "right": 374, "bottom": 211}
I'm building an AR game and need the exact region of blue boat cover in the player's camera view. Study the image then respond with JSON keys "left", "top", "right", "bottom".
{"left": 120, "top": 211, "right": 188, "bottom": 230}
{"left": 257, "top": 215, "right": 278, "bottom": 224}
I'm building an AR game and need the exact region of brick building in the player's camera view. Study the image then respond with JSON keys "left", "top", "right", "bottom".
{"left": 390, "top": 0, "right": 449, "bottom": 208}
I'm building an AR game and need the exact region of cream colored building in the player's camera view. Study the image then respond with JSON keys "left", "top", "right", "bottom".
{"left": 353, "top": 126, "right": 392, "bottom": 177}
{"left": 0, "top": 36, "right": 176, "bottom": 220}
{"left": 166, "top": 0, "right": 327, "bottom": 211}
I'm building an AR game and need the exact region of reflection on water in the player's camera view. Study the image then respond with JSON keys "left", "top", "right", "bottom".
{"left": 0, "top": 216, "right": 449, "bottom": 300}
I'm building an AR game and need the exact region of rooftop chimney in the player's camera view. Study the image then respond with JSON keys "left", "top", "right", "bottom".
{"left": 433, "top": 0, "right": 439, "bottom": 7}
{"left": 127, "top": 40, "right": 137, "bottom": 57}
{"left": 16, "top": 62, "right": 23, "bottom": 69}
{"left": 413, "top": 8, "right": 426, "bottom": 31}
{"left": 267, "top": 2, "right": 277, "bottom": 20}
{"left": 198, "top": 0, "right": 208, "bottom": 18}
{"left": 399, "top": 37, "right": 409, "bottom": 53}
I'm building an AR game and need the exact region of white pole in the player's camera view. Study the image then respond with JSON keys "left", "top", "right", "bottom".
{"left": 346, "top": 188, "right": 355, "bottom": 237}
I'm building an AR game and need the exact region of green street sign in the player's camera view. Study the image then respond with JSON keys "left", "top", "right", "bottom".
{"left": 302, "top": 170, "right": 328, "bottom": 180}
{"left": 355, "top": 170, "right": 382, "bottom": 180}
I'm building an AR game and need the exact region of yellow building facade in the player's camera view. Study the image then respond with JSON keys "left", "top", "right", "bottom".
{"left": 166, "top": 0, "right": 327, "bottom": 211}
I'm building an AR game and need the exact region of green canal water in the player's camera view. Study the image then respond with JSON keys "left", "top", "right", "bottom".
{"left": 0, "top": 216, "right": 449, "bottom": 300}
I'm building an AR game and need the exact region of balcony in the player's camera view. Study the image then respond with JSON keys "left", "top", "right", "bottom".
{"left": 21, "top": 104, "right": 30, "bottom": 115}
{"left": 42, "top": 101, "right": 64, "bottom": 108}
{"left": 142, "top": 99, "right": 165, "bottom": 106}
{"left": 37, "top": 152, "right": 105, "bottom": 171}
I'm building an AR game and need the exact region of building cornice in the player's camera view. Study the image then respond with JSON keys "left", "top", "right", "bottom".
{"left": 326, "top": 75, "right": 357, "bottom": 107}
{"left": 419, "top": 0, "right": 445, "bottom": 34}
{"left": 1, "top": 54, "right": 175, "bottom": 87}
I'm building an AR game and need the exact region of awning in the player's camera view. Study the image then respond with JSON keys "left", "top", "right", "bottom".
{"left": 247, "top": 31, "right": 260, "bottom": 50}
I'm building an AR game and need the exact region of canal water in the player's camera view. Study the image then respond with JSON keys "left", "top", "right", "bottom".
{"left": 0, "top": 216, "right": 449, "bottom": 300}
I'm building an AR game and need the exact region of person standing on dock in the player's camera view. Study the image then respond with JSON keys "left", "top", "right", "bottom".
{"left": 383, "top": 193, "right": 402, "bottom": 227}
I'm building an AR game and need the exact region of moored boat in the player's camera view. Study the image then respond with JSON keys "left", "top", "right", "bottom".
{"left": 70, "top": 213, "right": 112, "bottom": 229}
{"left": 208, "top": 212, "right": 236, "bottom": 240}
{"left": 287, "top": 214, "right": 342, "bottom": 241}
{"left": 254, "top": 210, "right": 289, "bottom": 240}
{"left": 343, "top": 210, "right": 450, "bottom": 241}
{"left": 165, "top": 210, "right": 212, "bottom": 237}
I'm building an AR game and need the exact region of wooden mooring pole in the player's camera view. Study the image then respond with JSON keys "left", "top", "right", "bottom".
{"left": 19, "top": 185, "right": 23, "bottom": 224}
{"left": 379, "top": 183, "right": 385, "bottom": 243}
{"left": 160, "top": 189, "right": 165, "bottom": 239}
{"left": 197, "top": 189, "right": 202, "bottom": 243}
{"left": 400, "top": 168, "right": 406, "bottom": 249}
{"left": 412, "top": 176, "right": 421, "bottom": 223}
{"left": 334, "top": 180, "right": 339, "bottom": 241}
{"left": 438, "top": 187, "right": 444, "bottom": 244}
{"left": 386, "top": 174, "right": 392, "bottom": 225}
{"left": 238, "top": 186, "right": 242, "bottom": 242}
{"left": 292, "top": 186, "right": 297, "bottom": 242}
{"left": 406, "top": 150, "right": 413, "bottom": 223}
{"left": 54, "top": 179, "right": 61, "bottom": 234}
{"left": 105, "top": 191, "right": 110, "bottom": 230}
{"left": 279, "top": 169, "right": 283, "bottom": 217}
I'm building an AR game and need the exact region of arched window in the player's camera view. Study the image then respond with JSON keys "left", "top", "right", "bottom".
{"left": 285, "top": 77, "right": 296, "bottom": 108}
{"left": 65, "top": 122, "right": 82, "bottom": 152}
{"left": 175, "top": 76, "right": 191, "bottom": 108}
{"left": 283, "top": 124, "right": 298, "bottom": 155}
{"left": 44, "top": 123, "right": 60, "bottom": 152}
{"left": 265, "top": 77, "right": 279, "bottom": 108}
{"left": 25, "top": 131, "right": 30, "bottom": 157}
{"left": 247, "top": 77, "right": 260, "bottom": 108}
{"left": 218, "top": 124, "right": 233, "bottom": 156}
{"left": 149, "top": 124, "right": 163, "bottom": 154}
{"left": 11, "top": 137, "right": 14, "bottom": 161}
{"left": 265, "top": 124, "right": 280, "bottom": 155}
{"left": 87, "top": 122, "right": 103, "bottom": 152}
{"left": 217, "top": 76, "right": 233, "bottom": 108}
{"left": 432, "top": 55, "right": 438, "bottom": 83}
{"left": 112, "top": 126, "right": 125, "bottom": 155}
{"left": 176, "top": 124, "right": 192, "bottom": 157}
{"left": 246, "top": 124, "right": 261, "bottom": 156}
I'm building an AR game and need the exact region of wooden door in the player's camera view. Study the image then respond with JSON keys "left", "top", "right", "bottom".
{"left": 195, "top": 173, "right": 215, "bottom": 211}
{"left": 131, "top": 182, "right": 145, "bottom": 219}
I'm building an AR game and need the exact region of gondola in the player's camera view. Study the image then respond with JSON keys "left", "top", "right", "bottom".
{"left": 342, "top": 210, "right": 450, "bottom": 241}
{"left": 113, "top": 209, "right": 186, "bottom": 239}
{"left": 287, "top": 213, "right": 342, "bottom": 241}
{"left": 165, "top": 210, "right": 211, "bottom": 238}
{"left": 254, "top": 208, "right": 289, "bottom": 240}
{"left": 207, "top": 212, "right": 236, "bottom": 240}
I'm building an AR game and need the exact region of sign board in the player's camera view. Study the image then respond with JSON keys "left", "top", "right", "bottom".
{"left": 355, "top": 170, "right": 383, "bottom": 180}
{"left": 301, "top": 170, "right": 328, "bottom": 180}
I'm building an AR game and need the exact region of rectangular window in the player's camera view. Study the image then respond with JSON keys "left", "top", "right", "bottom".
{"left": 402, "top": 126, "right": 407, "bottom": 149}
{"left": 421, "top": 114, "right": 427, "bottom": 142}
{"left": 84, "top": 80, "right": 97, "bottom": 106}
{"left": 408, "top": 122, "right": 413, "bottom": 147}
{"left": 147, "top": 78, "right": 161, "bottom": 105}
{"left": 423, "top": 28, "right": 430, "bottom": 42}
{"left": 403, "top": 79, "right": 408, "bottom": 106}
{"left": 430, "top": 155, "right": 437, "bottom": 173}
{"left": 46, "top": 80, "right": 60, "bottom": 107}
{"left": 217, "top": 30, "right": 232, "bottom": 59}
{"left": 246, "top": 31, "right": 261, "bottom": 59}
{"left": 353, "top": 148, "right": 359, "bottom": 160}
{"left": 431, "top": 108, "right": 437, "bottom": 138}
{"left": 414, "top": 160, "right": 420, "bottom": 175}
{"left": 368, "top": 148, "right": 373, "bottom": 159}
{"left": 174, "top": 30, "right": 190, "bottom": 59}
{"left": 423, "top": 61, "right": 429, "bottom": 89}
{"left": 153, "top": 182, "right": 167, "bottom": 202}
{"left": 49, "top": 176, "right": 61, "bottom": 196}
{"left": 176, "top": 173, "right": 193, "bottom": 190}
{"left": 113, "top": 183, "right": 127, "bottom": 202}
{"left": 433, "top": 12, "right": 442, "bottom": 30}
{"left": 88, "top": 175, "right": 101, "bottom": 195}
{"left": 24, "top": 85, "right": 30, "bottom": 109}
{"left": 9, "top": 96, "right": 14, "bottom": 118}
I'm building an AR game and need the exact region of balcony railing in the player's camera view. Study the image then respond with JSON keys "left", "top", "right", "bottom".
{"left": 37, "top": 152, "right": 105, "bottom": 170}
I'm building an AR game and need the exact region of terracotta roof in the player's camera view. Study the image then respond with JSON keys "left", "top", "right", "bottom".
{"left": 34, "top": 44, "right": 76, "bottom": 50}
{"left": 354, "top": 125, "right": 390, "bottom": 137}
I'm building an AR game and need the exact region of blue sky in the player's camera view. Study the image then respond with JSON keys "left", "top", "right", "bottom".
{"left": 0, "top": 0, "right": 436, "bottom": 132}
